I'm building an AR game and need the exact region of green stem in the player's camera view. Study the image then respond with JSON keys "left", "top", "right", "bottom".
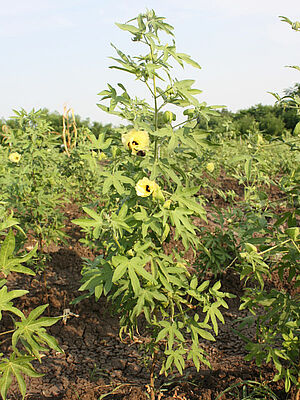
{"left": 145, "top": 80, "right": 155, "bottom": 97}
{"left": 170, "top": 299, "right": 175, "bottom": 322}
{"left": 157, "top": 102, "right": 167, "bottom": 112}
{"left": 144, "top": 34, "right": 159, "bottom": 162}
{"left": 291, "top": 239, "right": 300, "bottom": 253}
{"left": 225, "top": 256, "right": 238, "bottom": 270}
{"left": 0, "top": 329, "right": 15, "bottom": 337}
{"left": 172, "top": 116, "right": 198, "bottom": 129}
{"left": 113, "top": 233, "right": 122, "bottom": 249}
{"left": 258, "top": 239, "right": 291, "bottom": 255}
{"left": 153, "top": 76, "right": 159, "bottom": 162}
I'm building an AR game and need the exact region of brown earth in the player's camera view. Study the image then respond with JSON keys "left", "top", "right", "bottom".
{"left": 1, "top": 174, "right": 298, "bottom": 400}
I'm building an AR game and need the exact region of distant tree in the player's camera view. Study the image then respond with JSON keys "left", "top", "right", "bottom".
{"left": 234, "top": 114, "right": 258, "bottom": 136}
{"left": 233, "top": 102, "right": 298, "bottom": 137}
{"left": 278, "top": 107, "right": 299, "bottom": 131}
{"left": 259, "top": 112, "right": 286, "bottom": 136}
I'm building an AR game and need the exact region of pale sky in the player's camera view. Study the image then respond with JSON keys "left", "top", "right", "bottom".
{"left": 1, "top": 0, "right": 299, "bottom": 125}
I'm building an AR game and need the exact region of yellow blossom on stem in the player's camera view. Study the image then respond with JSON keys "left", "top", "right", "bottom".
{"left": 135, "top": 177, "right": 159, "bottom": 197}
{"left": 9, "top": 152, "right": 21, "bottom": 163}
{"left": 122, "top": 129, "right": 149, "bottom": 155}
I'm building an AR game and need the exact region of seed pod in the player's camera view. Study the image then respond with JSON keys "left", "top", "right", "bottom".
{"left": 163, "top": 111, "right": 176, "bottom": 123}
{"left": 183, "top": 108, "right": 194, "bottom": 118}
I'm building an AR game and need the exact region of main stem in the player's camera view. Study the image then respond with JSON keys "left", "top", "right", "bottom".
{"left": 153, "top": 72, "right": 159, "bottom": 164}
{"left": 146, "top": 36, "right": 159, "bottom": 163}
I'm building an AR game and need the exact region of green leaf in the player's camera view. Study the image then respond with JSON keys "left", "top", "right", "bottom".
{"left": 0, "top": 230, "right": 37, "bottom": 277}
{"left": 293, "top": 121, "right": 300, "bottom": 135}
{"left": 0, "top": 213, "right": 21, "bottom": 233}
{"left": 176, "top": 53, "right": 201, "bottom": 69}
{"left": 134, "top": 264, "right": 156, "bottom": 283}
{"left": 0, "top": 354, "right": 43, "bottom": 400}
{"left": 112, "top": 263, "right": 128, "bottom": 282}
{"left": 25, "top": 304, "right": 49, "bottom": 323}
{"left": 156, "top": 326, "right": 169, "bottom": 343}
{"left": 103, "top": 176, "right": 113, "bottom": 194}
{"left": 115, "top": 23, "right": 140, "bottom": 34}
{"left": 0, "top": 230, "right": 15, "bottom": 267}
{"left": 82, "top": 207, "right": 102, "bottom": 221}
{"left": 0, "top": 366, "right": 12, "bottom": 400}
{"left": 197, "top": 328, "right": 215, "bottom": 341}
{"left": 112, "top": 176, "right": 124, "bottom": 195}
{"left": 286, "top": 227, "right": 299, "bottom": 240}
{"left": 244, "top": 158, "right": 252, "bottom": 181}
{"left": 36, "top": 331, "right": 62, "bottom": 353}
{"left": 190, "top": 276, "right": 198, "bottom": 290}
{"left": 174, "top": 327, "right": 185, "bottom": 342}
{"left": 0, "top": 286, "right": 28, "bottom": 319}
{"left": 197, "top": 280, "right": 210, "bottom": 292}
{"left": 128, "top": 267, "right": 140, "bottom": 295}
{"left": 71, "top": 218, "right": 97, "bottom": 227}
{"left": 12, "top": 305, "right": 61, "bottom": 358}
{"left": 161, "top": 223, "right": 170, "bottom": 242}
{"left": 14, "top": 370, "right": 26, "bottom": 399}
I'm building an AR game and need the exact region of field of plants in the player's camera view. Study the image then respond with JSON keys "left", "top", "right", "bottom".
{"left": 0, "top": 10, "right": 299, "bottom": 400}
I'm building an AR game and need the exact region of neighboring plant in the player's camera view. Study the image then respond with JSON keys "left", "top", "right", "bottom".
{"left": 0, "top": 211, "right": 62, "bottom": 400}
{"left": 0, "top": 109, "right": 68, "bottom": 254}
{"left": 236, "top": 21, "right": 299, "bottom": 395}
{"left": 206, "top": 16, "right": 300, "bottom": 391}
{"left": 195, "top": 212, "right": 238, "bottom": 277}
{"left": 0, "top": 108, "right": 108, "bottom": 257}
{"left": 236, "top": 226, "right": 300, "bottom": 393}
{"left": 216, "top": 380, "right": 279, "bottom": 400}
{"left": 73, "top": 10, "right": 233, "bottom": 399}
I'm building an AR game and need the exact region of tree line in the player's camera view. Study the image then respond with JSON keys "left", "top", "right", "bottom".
{"left": 1, "top": 83, "right": 299, "bottom": 141}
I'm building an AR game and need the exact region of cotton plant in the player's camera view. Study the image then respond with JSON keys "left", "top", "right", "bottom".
{"left": 73, "top": 10, "right": 233, "bottom": 399}
{"left": 0, "top": 211, "right": 62, "bottom": 400}
{"left": 234, "top": 16, "right": 300, "bottom": 396}
{"left": 0, "top": 109, "right": 68, "bottom": 256}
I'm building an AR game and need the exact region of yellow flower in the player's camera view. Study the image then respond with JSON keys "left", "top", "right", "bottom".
{"left": 9, "top": 152, "right": 21, "bottom": 163}
{"left": 135, "top": 177, "right": 159, "bottom": 197}
{"left": 206, "top": 162, "right": 215, "bottom": 173}
{"left": 122, "top": 129, "right": 149, "bottom": 155}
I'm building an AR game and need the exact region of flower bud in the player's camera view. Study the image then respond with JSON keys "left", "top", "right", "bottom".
{"left": 163, "top": 200, "right": 172, "bottom": 209}
{"left": 153, "top": 186, "right": 165, "bottom": 202}
{"left": 286, "top": 227, "right": 299, "bottom": 241}
{"left": 163, "top": 111, "right": 176, "bottom": 123}
{"left": 98, "top": 152, "right": 107, "bottom": 161}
